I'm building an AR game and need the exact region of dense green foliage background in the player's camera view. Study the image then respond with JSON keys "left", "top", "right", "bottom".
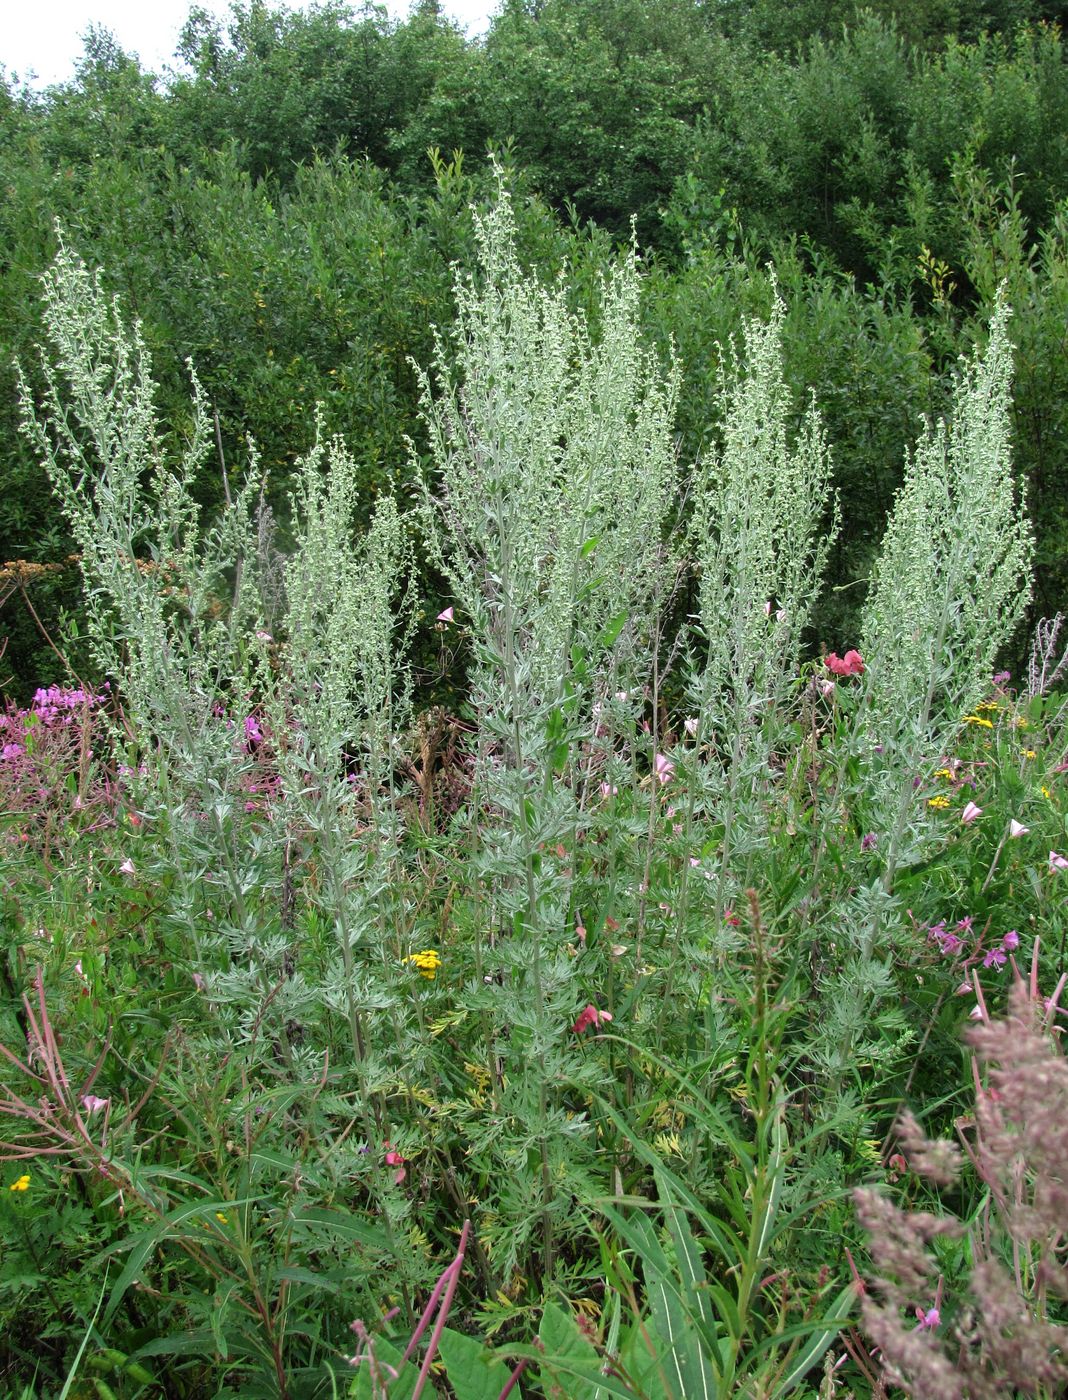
{"left": 3, "top": 0, "right": 1068, "bottom": 693}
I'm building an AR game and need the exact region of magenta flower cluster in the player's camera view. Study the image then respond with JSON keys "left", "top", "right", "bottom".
{"left": 0, "top": 683, "right": 108, "bottom": 762}
{"left": 926, "top": 915, "right": 1021, "bottom": 973}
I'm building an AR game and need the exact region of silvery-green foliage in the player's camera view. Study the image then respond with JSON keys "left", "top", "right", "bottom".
{"left": 687, "top": 292, "right": 838, "bottom": 915}
{"left": 17, "top": 234, "right": 261, "bottom": 759}
{"left": 17, "top": 237, "right": 282, "bottom": 1018}
{"left": 861, "top": 296, "right": 1032, "bottom": 735}
{"left": 263, "top": 420, "right": 422, "bottom": 1112}
{"left": 412, "top": 181, "right": 681, "bottom": 1272}
{"left": 280, "top": 418, "right": 414, "bottom": 768}
{"left": 415, "top": 178, "right": 679, "bottom": 710}
{"left": 691, "top": 291, "right": 838, "bottom": 725}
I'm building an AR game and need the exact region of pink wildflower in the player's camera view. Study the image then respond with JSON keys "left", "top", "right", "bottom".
{"left": 928, "top": 922, "right": 963, "bottom": 956}
{"left": 1002, "top": 929, "right": 1020, "bottom": 951}
{"left": 1009, "top": 819, "right": 1029, "bottom": 838}
{"left": 684, "top": 717, "right": 699, "bottom": 737}
{"left": 119, "top": 858, "right": 136, "bottom": 875}
{"left": 383, "top": 1143, "right": 407, "bottom": 1184}
{"left": 825, "top": 649, "right": 865, "bottom": 677}
{"left": 81, "top": 1094, "right": 109, "bottom": 1115}
{"left": 1050, "top": 851, "right": 1068, "bottom": 872}
{"left": 572, "top": 1004, "right": 613, "bottom": 1035}
{"left": 436, "top": 607, "right": 454, "bottom": 623}
{"left": 983, "top": 947, "right": 1007, "bottom": 969}
{"left": 600, "top": 781, "right": 618, "bottom": 797}
{"left": 653, "top": 753, "right": 674, "bottom": 785}
{"left": 961, "top": 801, "right": 982, "bottom": 823}
{"left": 915, "top": 1307, "right": 940, "bottom": 1330}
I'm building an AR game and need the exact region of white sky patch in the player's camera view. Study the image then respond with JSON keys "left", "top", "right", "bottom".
{"left": 3, "top": 0, "right": 496, "bottom": 89}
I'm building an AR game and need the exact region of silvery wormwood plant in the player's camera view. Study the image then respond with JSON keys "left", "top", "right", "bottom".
{"left": 860, "top": 292, "right": 1032, "bottom": 884}
{"left": 683, "top": 287, "right": 838, "bottom": 928}
{"left": 412, "top": 180, "right": 680, "bottom": 1280}
{"left": 812, "top": 294, "right": 1033, "bottom": 1113}
{"left": 17, "top": 238, "right": 429, "bottom": 1263}
{"left": 15, "top": 233, "right": 280, "bottom": 1001}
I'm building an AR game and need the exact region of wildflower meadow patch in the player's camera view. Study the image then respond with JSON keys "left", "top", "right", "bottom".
{"left": 0, "top": 184, "right": 1066, "bottom": 1399}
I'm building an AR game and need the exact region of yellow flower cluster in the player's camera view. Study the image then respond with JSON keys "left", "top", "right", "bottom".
{"left": 8, "top": 1174, "right": 30, "bottom": 1193}
{"left": 934, "top": 767, "right": 955, "bottom": 781}
{"left": 927, "top": 795, "right": 951, "bottom": 810}
{"left": 962, "top": 714, "right": 994, "bottom": 729}
{"left": 404, "top": 949, "right": 442, "bottom": 980}
{"left": 975, "top": 700, "right": 1001, "bottom": 713}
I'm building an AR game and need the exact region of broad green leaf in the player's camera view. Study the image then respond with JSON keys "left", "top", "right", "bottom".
{"left": 437, "top": 1327, "right": 511, "bottom": 1400}
{"left": 595, "top": 610, "right": 629, "bottom": 650}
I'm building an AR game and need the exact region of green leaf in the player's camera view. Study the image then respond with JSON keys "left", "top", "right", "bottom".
{"left": 100, "top": 1198, "right": 238, "bottom": 1330}
{"left": 595, "top": 609, "right": 628, "bottom": 650}
{"left": 437, "top": 1327, "right": 511, "bottom": 1400}
{"left": 503, "top": 1344, "right": 635, "bottom": 1400}
{"left": 275, "top": 1264, "right": 340, "bottom": 1293}
{"left": 287, "top": 1204, "right": 388, "bottom": 1251}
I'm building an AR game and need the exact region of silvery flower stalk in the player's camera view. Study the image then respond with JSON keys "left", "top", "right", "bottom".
{"left": 688, "top": 291, "right": 838, "bottom": 922}
{"left": 414, "top": 178, "right": 679, "bottom": 1278}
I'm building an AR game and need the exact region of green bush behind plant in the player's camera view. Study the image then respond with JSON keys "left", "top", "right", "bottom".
{"left": 3, "top": 2, "right": 1068, "bottom": 691}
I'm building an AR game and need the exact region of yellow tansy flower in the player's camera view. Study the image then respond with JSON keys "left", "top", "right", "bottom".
{"left": 927, "top": 795, "right": 951, "bottom": 810}
{"left": 1042, "top": 786, "right": 1053, "bottom": 800}
{"left": 934, "top": 767, "right": 955, "bottom": 782}
{"left": 8, "top": 1174, "right": 30, "bottom": 1192}
{"left": 963, "top": 714, "right": 994, "bottom": 729}
{"left": 1023, "top": 750, "right": 1036, "bottom": 761}
{"left": 215, "top": 1212, "right": 229, "bottom": 1224}
{"left": 404, "top": 949, "right": 442, "bottom": 980}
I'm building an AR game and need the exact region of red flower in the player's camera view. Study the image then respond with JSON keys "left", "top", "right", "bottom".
{"left": 572, "top": 1004, "right": 613, "bottom": 1034}
{"left": 826, "top": 649, "right": 865, "bottom": 677}
{"left": 383, "top": 1142, "right": 407, "bottom": 1184}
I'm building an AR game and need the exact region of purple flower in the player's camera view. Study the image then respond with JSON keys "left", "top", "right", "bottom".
{"left": 983, "top": 948, "right": 1007, "bottom": 969}
{"left": 1002, "top": 929, "right": 1020, "bottom": 951}
{"left": 861, "top": 832, "right": 878, "bottom": 851}
{"left": 928, "top": 921, "right": 964, "bottom": 956}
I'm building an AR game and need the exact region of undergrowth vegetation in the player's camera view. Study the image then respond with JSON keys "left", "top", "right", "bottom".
{"left": 1, "top": 182, "right": 1067, "bottom": 1399}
